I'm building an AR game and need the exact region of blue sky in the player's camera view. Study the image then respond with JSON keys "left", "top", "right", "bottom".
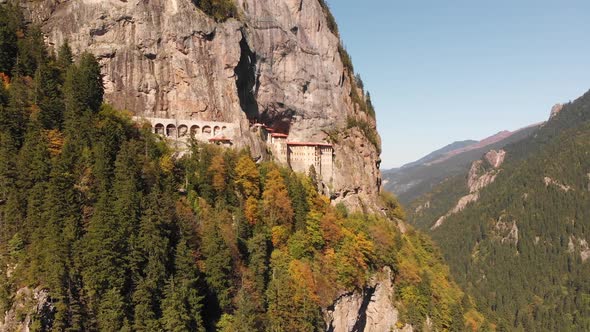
{"left": 328, "top": 1, "right": 590, "bottom": 169}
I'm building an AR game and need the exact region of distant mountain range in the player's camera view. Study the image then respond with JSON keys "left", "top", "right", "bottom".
{"left": 383, "top": 125, "right": 541, "bottom": 204}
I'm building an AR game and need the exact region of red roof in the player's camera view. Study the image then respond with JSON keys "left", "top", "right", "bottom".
{"left": 271, "top": 133, "right": 289, "bottom": 138}
{"left": 287, "top": 142, "right": 332, "bottom": 147}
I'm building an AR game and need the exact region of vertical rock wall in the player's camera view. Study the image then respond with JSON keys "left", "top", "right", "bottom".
{"left": 22, "top": 0, "right": 382, "bottom": 209}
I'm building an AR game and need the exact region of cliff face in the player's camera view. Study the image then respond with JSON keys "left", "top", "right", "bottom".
{"left": 325, "top": 268, "right": 413, "bottom": 332}
{"left": 22, "top": 0, "right": 381, "bottom": 210}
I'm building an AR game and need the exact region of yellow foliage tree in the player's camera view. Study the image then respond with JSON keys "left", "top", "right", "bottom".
{"left": 262, "top": 169, "right": 294, "bottom": 227}
{"left": 208, "top": 154, "right": 226, "bottom": 194}
{"left": 244, "top": 196, "right": 258, "bottom": 225}
{"left": 235, "top": 155, "right": 260, "bottom": 198}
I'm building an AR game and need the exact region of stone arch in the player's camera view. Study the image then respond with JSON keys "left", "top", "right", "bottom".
{"left": 166, "top": 124, "right": 177, "bottom": 137}
{"left": 202, "top": 125, "right": 212, "bottom": 136}
{"left": 214, "top": 126, "right": 221, "bottom": 135}
{"left": 190, "top": 125, "right": 200, "bottom": 137}
{"left": 222, "top": 126, "right": 227, "bottom": 133}
{"left": 155, "top": 123, "right": 165, "bottom": 135}
{"left": 178, "top": 125, "right": 188, "bottom": 138}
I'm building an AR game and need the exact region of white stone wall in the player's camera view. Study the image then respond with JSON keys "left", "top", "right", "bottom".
{"left": 288, "top": 145, "right": 319, "bottom": 175}
{"left": 270, "top": 137, "right": 288, "bottom": 164}
{"left": 320, "top": 146, "right": 334, "bottom": 183}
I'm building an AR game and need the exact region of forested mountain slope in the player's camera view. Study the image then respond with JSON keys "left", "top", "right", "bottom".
{"left": 409, "top": 90, "right": 590, "bottom": 331}
{"left": 0, "top": 4, "right": 484, "bottom": 331}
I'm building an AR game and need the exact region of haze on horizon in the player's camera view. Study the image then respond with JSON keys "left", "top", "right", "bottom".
{"left": 328, "top": 0, "right": 590, "bottom": 169}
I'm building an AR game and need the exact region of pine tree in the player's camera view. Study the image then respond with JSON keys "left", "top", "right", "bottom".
{"left": 131, "top": 179, "right": 173, "bottom": 330}
{"left": 161, "top": 239, "right": 204, "bottom": 332}
{"left": 201, "top": 210, "right": 234, "bottom": 312}
{"left": 14, "top": 25, "right": 47, "bottom": 77}
{"left": 40, "top": 139, "right": 85, "bottom": 330}
{"left": 247, "top": 232, "right": 270, "bottom": 296}
{"left": 57, "top": 40, "right": 74, "bottom": 71}
{"left": 0, "top": 3, "right": 23, "bottom": 75}
{"left": 36, "top": 60, "right": 65, "bottom": 130}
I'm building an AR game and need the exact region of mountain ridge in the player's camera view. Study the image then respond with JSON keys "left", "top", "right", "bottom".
{"left": 383, "top": 123, "right": 541, "bottom": 204}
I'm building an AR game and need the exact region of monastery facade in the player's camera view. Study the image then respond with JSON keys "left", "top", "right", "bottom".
{"left": 263, "top": 128, "right": 334, "bottom": 185}
{"left": 138, "top": 117, "right": 334, "bottom": 184}
{"left": 135, "top": 117, "right": 237, "bottom": 147}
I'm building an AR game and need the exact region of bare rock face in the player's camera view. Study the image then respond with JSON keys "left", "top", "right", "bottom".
{"left": 568, "top": 236, "right": 590, "bottom": 262}
{"left": 484, "top": 149, "right": 506, "bottom": 169}
{"left": 543, "top": 176, "right": 572, "bottom": 192}
{"left": 432, "top": 150, "right": 504, "bottom": 229}
{"left": 325, "top": 267, "right": 412, "bottom": 332}
{"left": 0, "top": 287, "right": 53, "bottom": 332}
{"left": 22, "top": 0, "right": 382, "bottom": 210}
{"left": 550, "top": 103, "right": 564, "bottom": 119}
{"left": 493, "top": 215, "right": 519, "bottom": 245}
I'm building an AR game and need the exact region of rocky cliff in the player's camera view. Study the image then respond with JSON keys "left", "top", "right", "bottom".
{"left": 325, "top": 267, "right": 413, "bottom": 332}
{"left": 21, "top": 0, "right": 381, "bottom": 210}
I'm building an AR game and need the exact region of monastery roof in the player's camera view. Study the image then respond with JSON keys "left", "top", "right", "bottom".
{"left": 271, "top": 133, "right": 289, "bottom": 138}
{"left": 287, "top": 142, "right": 332, "bottom": 147}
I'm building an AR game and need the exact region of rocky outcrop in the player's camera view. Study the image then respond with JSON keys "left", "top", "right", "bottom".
{"left": 21, "top": 0, "right": 381, "bottom": 210}
{"left": 543, "top": 176, "right": 572, "bottom": 192}
{"left": 0, "top": 287, "right": 53, "bottom": 332}
{"left": 493, "top": 215, "right": 519, "bottom": 245}
{"left": 324, "top": 267, "right": 412, "bottom": 332}
{"left": 467, "top": 150, "right": 504, "bottom": 193}
{"left": 568, "top": 236, "right": 590, "bottom": 262}
{"left": 550, "top": 103, "right": 564, "bottom": 119}
{"left": 432, "top": 150, "right": 505, "bottom": 229}
{"left": 484, "top": 149, "right": 506, "bottom": 169}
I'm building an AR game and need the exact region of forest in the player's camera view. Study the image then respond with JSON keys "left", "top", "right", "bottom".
{"left": 410, "top": 91, "right": 590, "bottom": 331}
{"left": 0, "top": 4, "right": 481, "bottom": 331}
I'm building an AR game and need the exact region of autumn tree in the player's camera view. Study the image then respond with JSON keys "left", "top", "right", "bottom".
{"left": 262, "top": 168, "right": 294, "bottom": 227}
{"left": 235, "top": 155, "right": 260, "bottom": 198}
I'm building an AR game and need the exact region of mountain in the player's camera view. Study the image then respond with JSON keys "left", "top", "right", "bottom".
{"left": 399, "top": 140, "right": 477, "bottom": 170}
{"left": 408, "top": 92, "right": 590, "bottom": 330}
{"left": 383, "top": 126, "right": 540, "bottom": 204}
{"left": 0, "top": 2, "right": 486, "bottom": 331}
{"left": 21, "top": 0, "right": 381, "bottom": 210}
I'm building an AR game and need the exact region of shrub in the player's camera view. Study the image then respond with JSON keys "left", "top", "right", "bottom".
{"left": 193, "top": 0, "right": 237, "bottom": 22}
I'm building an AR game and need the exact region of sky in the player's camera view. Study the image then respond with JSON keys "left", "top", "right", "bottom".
{"left": 327, "top": 0, "right": 590, "bottom": 169}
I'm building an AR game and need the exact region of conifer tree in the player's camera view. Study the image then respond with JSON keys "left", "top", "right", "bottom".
{"left": 131, "top": 178, "right": 173, "bottom": 330}
{"left": 36, "top": 60, "right": 65, "bottom": 130}
{"left": 201, "top": 209, "right": 234, "bottom": 312}
{"left": 161, "top": 239, "right": 205, "bottom": 332}
{"left": 0, "top": 3, "right": 23, "bottom": 75}
{"left": 57, "top": 40, "right": 74, "bottom": 71}
{"left": 14, "top": 25, "right": 47, "bottom": 77}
